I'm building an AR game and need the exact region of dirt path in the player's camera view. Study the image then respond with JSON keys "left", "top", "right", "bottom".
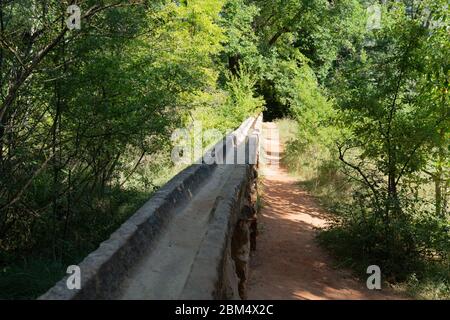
{"left": 247, "top": 123, "right": 402, "bottom": 300}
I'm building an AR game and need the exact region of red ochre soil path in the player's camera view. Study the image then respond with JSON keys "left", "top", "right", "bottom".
{"left": 247, "top": 123, "right": 404, "bottom": 300}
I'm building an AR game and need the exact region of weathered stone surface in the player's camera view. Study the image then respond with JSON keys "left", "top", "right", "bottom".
{"left": 39, "top": 163, "right": 216, "bottom": 300}
{"left": 39, "top": 115, "right": 263, "bottom": 300}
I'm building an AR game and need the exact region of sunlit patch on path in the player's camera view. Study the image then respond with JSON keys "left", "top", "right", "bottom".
{"left": 247, "top": 122, "right": 404, "bottom": 300}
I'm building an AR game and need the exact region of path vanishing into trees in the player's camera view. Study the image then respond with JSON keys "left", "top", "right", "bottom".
{"left": 247, "top": 123, "right": 405, "bottom": 300}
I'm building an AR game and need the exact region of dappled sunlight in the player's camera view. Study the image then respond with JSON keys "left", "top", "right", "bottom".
{"left": 247, "top": 123, "right": 404, "bottom": 300}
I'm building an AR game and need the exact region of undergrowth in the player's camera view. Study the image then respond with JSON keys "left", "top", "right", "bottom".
{"left": 277, "top": 118, "right": 450, "bottom": 300}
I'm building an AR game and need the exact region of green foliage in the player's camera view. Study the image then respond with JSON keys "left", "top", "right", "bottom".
{"left": 0, "top": 258, "right": 66, "bottom": 300}
{"left": 191, "top": 67, "right": 264, "bottom": 134}
{"left": 318, "top": 193, "right": 450, "bottom": 299}
{"left": 221, "top": 0, "right": 263, "bottom": 73}
{"left": 222, "top": 68, "right": 265, "bottom": 124}
{"left": 329, "top": 0, "right": 449, "bottom": 236}
{"left": 0, "top": 0, "right": 263, "bottom": 298}
{"left": 274, "top": 0, "right": 449, "bottom": 299}
{"left": 0, "top": 0, "right": 448, "bottom": 300}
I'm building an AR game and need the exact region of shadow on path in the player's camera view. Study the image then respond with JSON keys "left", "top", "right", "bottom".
{"left": 247, "top": 123, "right": 404, "bottom": 300}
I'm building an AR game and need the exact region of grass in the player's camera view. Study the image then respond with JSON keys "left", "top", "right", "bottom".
{"left": 275, "top": 118, "right": 299, "bottom": 144}
{"left": 402, "top": 263, "right": 450, "bottom": 300}
{"left": 275, "top": 118, "right": 352, "bottom": 210}
{"left": 318, "top": 226, "right": 450, "bottom": 299}
{"left": 0, "top": 259, "right": 67, "bottom": 300}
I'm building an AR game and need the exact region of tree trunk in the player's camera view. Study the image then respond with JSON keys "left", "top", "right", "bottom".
{"left": 435, "top": 128, "right": 446, "bottom": 216}
{"left": 0, "top": 1, "right": 4, "bottom": 166}
{"left": 228, "top": 54, "right": 241, "bottom": 76}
